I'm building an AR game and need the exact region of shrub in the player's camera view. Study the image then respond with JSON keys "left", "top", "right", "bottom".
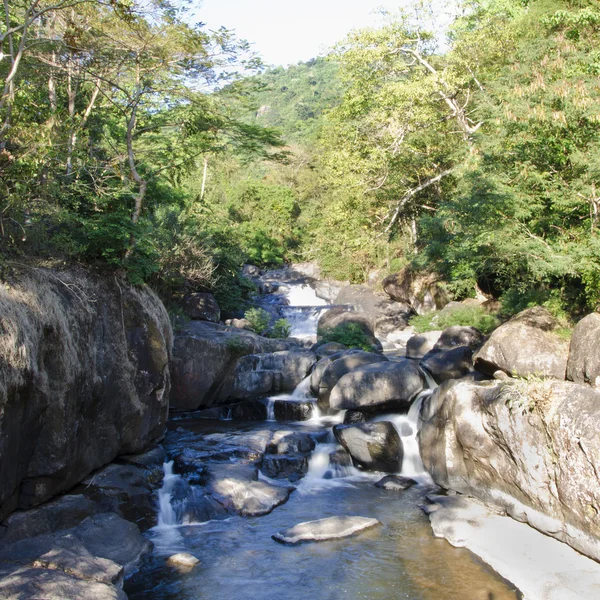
{"left": 267, "top": 318, "right": 291, "bottom": 339}
{"left": 410, "top": 305, "right": 500, "bottom": 334}
{"left": 319, "top": 322, "right": 373, "bottom": 351}
{"left": 244, "top": 307, "right": 271, "bottom": 334}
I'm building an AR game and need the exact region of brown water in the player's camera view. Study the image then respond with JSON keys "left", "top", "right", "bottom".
{"left": 125, "top": 418, "right": 520, "bottom": 600}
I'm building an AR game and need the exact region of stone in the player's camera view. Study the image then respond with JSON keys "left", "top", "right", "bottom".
{"left": 405, "top": 331, "right": 443, "bottom": 359}
{"left": 117, "top": 446, "right": 166, "bottom": 469}
{"left": 375, "top": 475, "right": 417, "bottom": 491}
{"left": 267, "top": 431, "right": 316, "bottom": 454}
{"left": 317, "top": 307, "right": 381, "bottom": 350}
{"left": 182, "top": 292, "right": 221, "bottom": 322}
{"left": 0, "top": 494, "right": 101, "bottom": 544}
{"left": 333, "top": 422, "right": 402, "bottom": 472}
{"left": 0, "top": 267, "right": 172, "bottom": 520}
{"left": 170, "top": 321, "right": 293, "bottom": 411}
{"left": 567, "top": 312, "right": 600, "bottom": 387}
{"left": 434, "top": 326, "right": 485, "bottom": 351}
{"left": 419, "top": 377, "right": 600, "bottom": 563}
{"left": 329, "top": 360, "right": 424, "bottom": 413}
{"left": 473, "top": 307, "right": 569, "bottom": 379}
{"left": 309, "top": 350, "right": 361, "bottom": 395}
{"left": 261, "top": 455, "right": 310, "bottom": 481}
{"left": 231, "top": 318, "right": 252, "bottom": 330}
{"left": 76, "top": 463, "right": 159, "bottom": 532}
{"left": 382, "top": 266, "right": 450, "bottom": 314}
{"left": 242, "top": 264, "right": 261, "bottom": 277}
{"left": 312, "top": 341, "right": 348, "bottom": 358}
{"left": 167, "top": 553, "right": 200, "bottom": 571}
{"left": 272, "top": 516, "right": 381, "bottom": 545}
{"left": 317, "top": 352, "right": 388, "bottom": 411}
{"left": 420, "top": 346, "right": 475, "bottom": 384}
{"left": 0, "top": 566, "right": 127, "bottom": 600}
{"left": 273, "top": 399, "right": 316, "bottom": 422}
{"left": 344, "top": 410, "right": 369, "bottom": 425}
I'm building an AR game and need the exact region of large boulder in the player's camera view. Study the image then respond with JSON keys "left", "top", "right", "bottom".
{"left": 382, "top": 266, "right": 450, "bottom": 314}
{"left": 434, "top": 326, "right": 485, "bottom": 351}
{"left": 420, "top": 346, "right": 475, "bottom": 384}
{"left": 170, "top": 321, "right": 293, "bottom": 411}
{"left": 567, "top": 312, "right": 600, "bottom": 387}
{"left": 317, "top": 307, "right": 379, "bottom": 347}
{"left": 419, "top": 377, "right": 600, "bottom": 562}
{"left": 229, "top": 350, "right": 317, "bottom": 399}
{"left": 309, "top": 349, "right": 361, "bottom": 395}
{"left": 181, "top": 292, "right": 220, "bottom": 323}
{"left": 317, "top": 352, "right": 388, "bottom": 411}
{"left": 333, "top": 422, "right": 402, "bottom": 472}
{"left": 0, "top": 266, "right": 172, "bottom": 521}
{"left": 405, "top": 331, "right": 443, "bottom": 359}
{"left": 473, "top": 307, "right": 569, "bottom": 379}
{"left": 272, "top": 516, "right": 381, "bottom": 545}
{"left": 330, "top": 360, "right": 424, "bottom": 412}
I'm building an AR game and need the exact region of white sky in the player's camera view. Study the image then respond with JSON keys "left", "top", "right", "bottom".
{"left": 191, "top": 0, "right": 410, "bottom": 67}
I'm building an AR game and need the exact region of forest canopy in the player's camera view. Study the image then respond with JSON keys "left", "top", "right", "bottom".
{"left": 2, "top": 0, "right": 600, "bottom": 316}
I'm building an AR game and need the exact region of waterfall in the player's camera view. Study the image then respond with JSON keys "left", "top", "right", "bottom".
{"left": 157, "top": 461, "right": 181, "bottom": 527}
{"left": 282, "top": 306, "right": 330, "bottom": 341}
{"left": 291, "top": 375, "right": 312, "bottom": 399}
{"left": 264, "top": 397, "right": 276, "bottom": 422}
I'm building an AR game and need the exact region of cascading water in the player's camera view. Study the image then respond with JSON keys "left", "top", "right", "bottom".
{"left": 158, "top": 461, "right": 181, "bottom": 527}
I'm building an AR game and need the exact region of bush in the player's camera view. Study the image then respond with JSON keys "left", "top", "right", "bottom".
{"left": 267, "top": 318, "right": 291, "bottom": 339}
{"left": 319, "top": 322, "right": 373, "bottom": 351}
{"left": 244, "top": 307, "right": 271, "bottom": 334}
{"left": 410, "top": 305, "right": 500, "bottom": 334}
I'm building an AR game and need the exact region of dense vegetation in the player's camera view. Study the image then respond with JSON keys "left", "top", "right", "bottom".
{"left": 3, "top": 0, "right": 600, "bottom": 317}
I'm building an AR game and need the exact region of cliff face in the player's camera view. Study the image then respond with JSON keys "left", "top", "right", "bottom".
{"left": 0, "top": 265, "right": 173, "bottom": 520}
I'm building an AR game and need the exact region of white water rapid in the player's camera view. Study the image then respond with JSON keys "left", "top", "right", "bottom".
{"left": 280, "top": 283, "right": 329, "bottom": 341}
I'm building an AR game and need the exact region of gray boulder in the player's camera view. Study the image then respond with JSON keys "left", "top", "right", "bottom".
{"left": 317, "top": 307, "right": 380, "bottom": 350}
{"left": 344, "top": 410, "right": 369, "bottom": 424}
{"left": 419, "top": 377, "right": 600, "bottom": 563}
{"left": 434, "top": 326, "right": 485, "bottom": 350}
{"left": 473, "top": 307, "right": 569, "bottom": 379}
{"left": 329, "top": 360, "right": 424, "bottom": 413}
{"left": 375, "top": 475, "right": 417, "bottom": 491}
{"left": 312, "top": 341, "right": 348, "bottom": 358}
{"left": 267, "top": 431, "right": 316, "bottom": 455}
{"left": 309, "top": 350, "right": 361, "bottom": 395}
{"left": 317, "top": 352, "right": 388, "bottom": 411}
{"left": 406, "top": 331, "right": 443, "bottom": 359}
{"left": 567, "top": 312, "right": 600, "bottom": 387}
{"left": 382, "top": 266, "right": 450, "bottom": 314}
{"left": 333, "top": 422, "right": 402, "bottom": 472}
{"left": 420, "top": 346, "right": 475, "bottom": 384}
{"left": 272, "top": 516, "right": 381, "bottom": 545}
{"left": 182, "top": 292, "right": 220, "bottom": 322}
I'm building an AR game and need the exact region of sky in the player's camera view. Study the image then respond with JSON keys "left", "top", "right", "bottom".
{"left": 192, "top": 0, "right": 408, "bottom": 67}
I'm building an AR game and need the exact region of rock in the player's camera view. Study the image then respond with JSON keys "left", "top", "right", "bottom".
{"left": 567, "top": 312, "right": 600, "bottom": 387}
{"left": 405, "top": 331, "right": 443, "bottom": 359}
{"left": 272, "top": 516, "right": 381, "bottom": 545}
{"left": 267, "top": 431, "right": 316, "bottom": 454}
{"left": 317, "top": 307, "right": 380, "bottom": 349}
{"left": 312, "top": 341, "right": 348, "bottom": 358}
{"left": 329, "top": 360, "right": 424, "bottom": 413}
{"left": 419, "top": 377, "right": 600, "bottom": 562}
{"left": 273, "top": 399, "right": 316, "bottom": 422}
{"left": 309, "top": 350, "right": 361, "bottom": 395}
{"left": 182, "top": 292, "right": 221, "bottom": 322}
{"left": 317, "top": 352, "right": 388, "bottom": 411}
{"left": 382, "top": 266, "right": 450, "bottom": 314}
{"left": 170, "top": 321, "right": 293, "bottom": 411}
{"left": 420, "top": 346, "right": 475, "bottom": 384}
{"left": 344, "top": 410, "right": 369, "bottom": 424}
{"left": 230, "top": 351, "right": 317, "bottom": 399}
{"left": 242, "top": 264, "right": 261, "bottom": 277}
{"left": 76, "top": 463, "right": 159, "bottom": 532}
{"left": 0, "top": 566, "right": 127, "bottom": 600}
{"left": 117, "top": 446, "right": 166, "bottom": 469}
{"left": 0, "top": 267, "right": 172, "bottom": 520}
{"left": 375, "top": 475, "right": 417, "bottom": 491}
{"left": 231, "top": 318, "right": 252, "bottom": 330}
{"left": 313, "top": 280, "right": 343, "bottom": 303}
{"left": 167, "top": 552, "right": 200, "bottom": 571}
{"left": 333, "top": 422, "right": 402, "bottom": 472}
{"left": 0, "top": 494, "right": 101, "bottom": 544}
{"left": 473, "top": 307, "right": 569, "bottom": 379}
{"left": 261, "top": 455, "right": 310, "bottom": 481}
{"left": 434, "top": 326, "right": 485, "bottom": 351}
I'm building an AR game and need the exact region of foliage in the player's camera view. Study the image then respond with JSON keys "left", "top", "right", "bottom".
{"left": 244, "top": 307, "right": 271, "bottom": 335}
{"left": 319, "top": 322, "right": 373, "bottom": 351}
{"left": 267, "top": 318, "right": 292, "bottom": 339}
{"left": 410, "top": 306, "right": 500, "bottom": 334}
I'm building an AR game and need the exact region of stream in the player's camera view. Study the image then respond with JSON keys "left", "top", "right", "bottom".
{"left": 124, "top": 276, "right": 521, "bottom": 600}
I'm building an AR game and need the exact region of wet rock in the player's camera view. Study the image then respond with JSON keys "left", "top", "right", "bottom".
{"left": 309, "top": 350, "right": 362, "bottom": 395}
{"left": 317, "top": 352, "right": 388, "bottom": 411}
{"left": 76, "top": 463, "right": 159, "bottom": 532}
{"left": 329, "top": 360, "right": 424, "bottom": 413}
{"left": 272, "top": 516, "right": 381, "bottom": 545}
{"left": 273, "top": 399, "right": 315, "bottom": 422}
{"left": 473, "top": 307, "right": 569, "bottom": 379}
{"left": 419, "top": 377, "right": 600, "bottom": 562}
{"left": 333, "top": 422, "right": 402, "bottom": 472}
{"left": 567, "top": 312, "right": 600, "bottom": 387}
{"left": 117, "top": 446, "right": 166, "bottom": 469}
{"left": 0, "top": 566, "right": 127, "bottom": 600}
{"left": 261, "top": 455, "right": 310, "bottom": 481}
{"left": 405, "top": 331, "right": 443, "bottom": 359}
{"left": 312, "top": 341, "right": 348, "bottom": 358}
{"left": 375, "top": 475, "right": 417, "bottom": 491}
{"left": 382, "top": 266, "right": 450, "bottom": 314}
{"left": 0, "top": 494, "right": 101, "bottom": 544}
{"left": 344, "top": 410, "right": 369, "bottom": 424}
{"left": 167, "top": 553, "right": 200, "bottom": 571}
{"left": 182, "top": 292, "right": 221, "bottom": 322}
{"left": 267, "top": 431, "right": 316, "bottom": 454}
{"left": 420, "top": 346, "right": 475, "bottom": 384}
